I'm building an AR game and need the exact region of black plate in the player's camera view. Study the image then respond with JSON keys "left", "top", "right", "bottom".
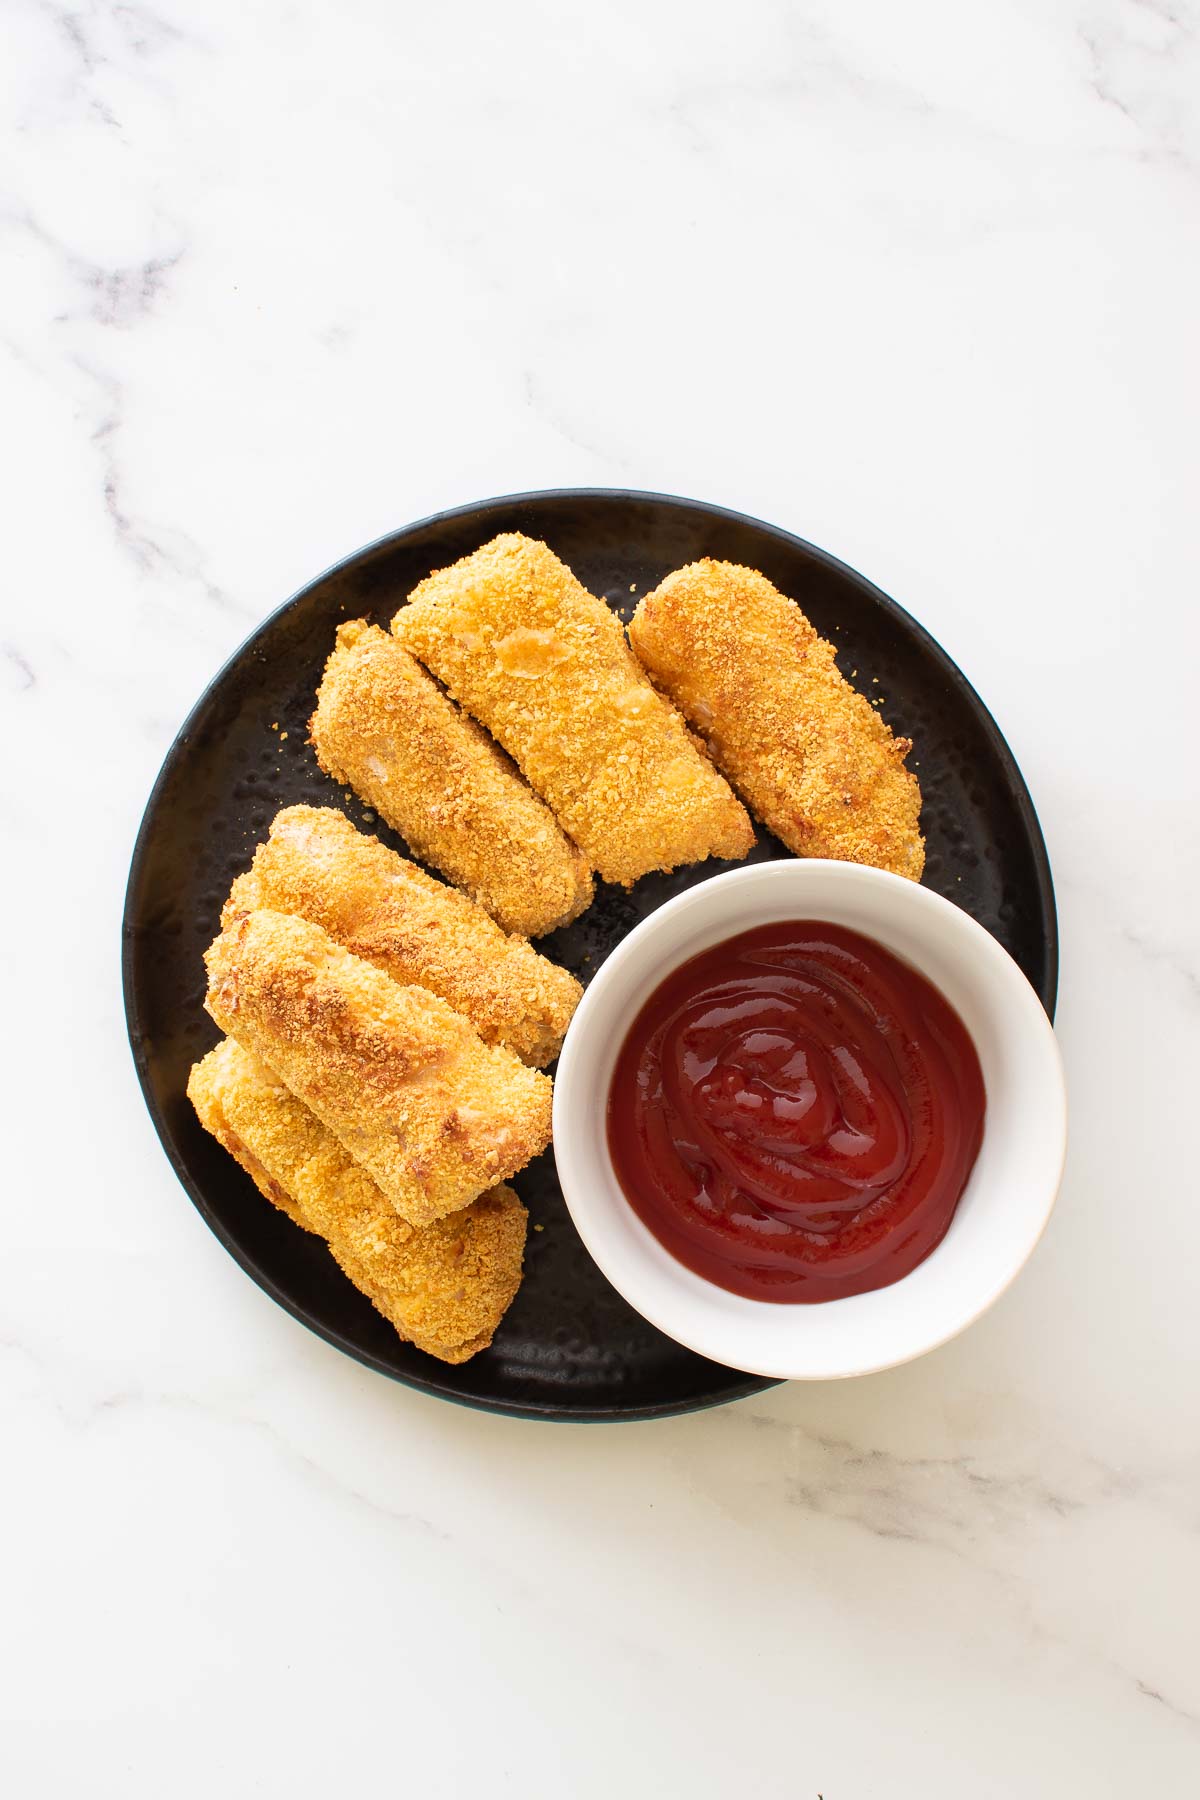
{"left": 123, "top": 489, "right": 1057, "bottom": 1422}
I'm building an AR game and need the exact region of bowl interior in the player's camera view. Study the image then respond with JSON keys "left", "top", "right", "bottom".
{"left": 554, "top": 860, "right": 1066, "bottom": 1381}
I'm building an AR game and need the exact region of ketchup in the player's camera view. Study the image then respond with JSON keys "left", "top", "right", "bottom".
{"left": 606, "top": 922, "right": 985, "bottom": 1303}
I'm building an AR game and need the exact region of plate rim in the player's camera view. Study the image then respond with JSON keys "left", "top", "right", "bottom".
{"left": 121, "top": 485, "right": 1058, "bottom": 1422}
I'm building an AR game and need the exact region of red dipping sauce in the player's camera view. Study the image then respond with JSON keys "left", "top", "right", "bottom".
{"left": 607, "top": 922, "right": 985, "bottom": 1303}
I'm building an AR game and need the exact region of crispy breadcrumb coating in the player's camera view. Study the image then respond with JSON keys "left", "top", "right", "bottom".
{"left": 629, "top": 560, "right": 925, "bottom": 880}
{"left": 204, "top": 909, "right": 553, "bottom": 1225}
{"left": 310, "top": 619, "right": 592, "bottom": 936}
{"left": 188, "top": 1038, "right": 526, "bottom": 1362}
{"left": 393, "top": 533, "right": 754, "bottom": 887}
{"left": 224, "top": 806, "right": 580, "bottom": 1067}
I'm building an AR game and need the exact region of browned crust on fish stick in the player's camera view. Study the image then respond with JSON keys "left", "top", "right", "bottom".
{"left": 310, "top": 619, "right": 592, "bottom": 937}
{"left": 204, "top": 909, "right": 553, "bottom": 1225}
{"left": 224, "top": 806, "right": 581, "bottom": 1067}
{"left": 629, "top": 560, "right": 924, "bottom": 881}
{"left": 187, "top": 1038, "right": 526, "bottom": 1362}
{"left": 393, "top": 534, "right": 754, "bottom": 887}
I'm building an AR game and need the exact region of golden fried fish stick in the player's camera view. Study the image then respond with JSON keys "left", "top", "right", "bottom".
{"left": 310, "top": 619, "right": 592, "bottom": 937}
{"left": 204, "top": 909, "right": 553, "bottom": 1226}
{"left": 393, "top": 533, "right": 754, "bottom": 888}
{"left": 188, "top": 1038, "right": 527, "bottom": 1362}
{"left": 629, "top": 561, "right": 925, "bottom": 881}
{"left": 224, "top": 806, "right": 580, "bottom": 1068}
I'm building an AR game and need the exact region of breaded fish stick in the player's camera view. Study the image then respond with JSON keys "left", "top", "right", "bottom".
{"left": 310, "top": 620, "right": 592, "bottom": 937}
{"left": 188, "top": 1039, "right": 527, "bottom": 1362}
{"left": 204, "top": 909, "right": 553, "bottom": 1225}
{"left": 629, "top": 560, "right": 925, "bottom": 880}
{"left": 224, "top": 806, "right": 580, "bottom": 1068}
{"left": 393, "top": 534, "right": 754, "bottom": 888}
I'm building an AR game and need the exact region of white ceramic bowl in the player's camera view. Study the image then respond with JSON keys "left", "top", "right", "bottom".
{"left": 553, "top": 860, "right": 1066, "bottom": 1380}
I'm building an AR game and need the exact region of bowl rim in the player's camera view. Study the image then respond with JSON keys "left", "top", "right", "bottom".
{"left": 553, "top": 858, "right": 1067, "bottom": 1380}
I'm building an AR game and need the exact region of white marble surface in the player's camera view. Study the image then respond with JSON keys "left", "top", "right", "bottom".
{"left": 3, "top": 0, "right": 1198, "bottom": 1792}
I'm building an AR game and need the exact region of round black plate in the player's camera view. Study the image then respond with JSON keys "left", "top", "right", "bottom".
{"left": 123, "top": 489, "right": 1057, "bottom": 1422}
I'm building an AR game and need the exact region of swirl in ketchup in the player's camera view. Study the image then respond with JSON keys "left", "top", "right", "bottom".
{"left": 606, "top": 921, "right": 985, "bottom": 1302}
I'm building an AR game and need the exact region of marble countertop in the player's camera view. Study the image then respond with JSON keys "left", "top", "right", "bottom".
{"left": 4, "top": 1, "right": 1198, "bottom": 1793}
